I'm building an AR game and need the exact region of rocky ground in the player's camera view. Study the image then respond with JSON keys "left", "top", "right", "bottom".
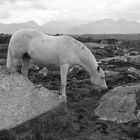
{"left": 1, "top": 39, "right": 140, "bottom": 140}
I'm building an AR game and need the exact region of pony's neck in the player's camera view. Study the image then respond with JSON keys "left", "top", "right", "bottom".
{"left": 78, "top": 46, "right": 98, "bottom": 76}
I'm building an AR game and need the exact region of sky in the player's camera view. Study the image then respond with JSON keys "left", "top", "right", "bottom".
{"left": 0, "top": 0, "right": 140, "bottom": 25}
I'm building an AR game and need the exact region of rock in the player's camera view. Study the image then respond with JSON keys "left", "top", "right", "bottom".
{"left": 84, "top": 42, "right": 105, "bottom": 49}
{"left": 130, "top": 55, "right": 140, "bottom": 66}
{"left": 128, "top": 67, "right": 140, "bottom": 77}
{"left": 29, "top": 59, "right": 41, "bottom": 70}
{"left": 100, "top": 56, "right": 126, "bottom": 63}
{"left": 29, "top": 64, "right": 40, "bottom": 70}
{"left": 100, "top": 54, "right": 140, "bottom": 65}
{"left": 137, "top": 111, "right": 140, "bottom": 119}
{"left": 39, "top": 67, "right": 48, "bottom": 77}
{"left": 0, "top": 65, "right": 66, "bottom": 131}
{"left": 130, "top": 51, "right": 139, "bottom": 55}
{"left": 124, "top": 54, "right": 140, "bottom": 65}
{"left": 94, "top": 84, "right": 140, "bottom": 123}
{"left": 104, "top": 70, "right": 120, "bottom": 77}
{"left": 69, "top": 65, "right": 82, "bottom": 73}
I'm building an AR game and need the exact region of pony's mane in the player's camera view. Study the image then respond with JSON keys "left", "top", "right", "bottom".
{"left": 73, "top": 39, "right": 98, "bottom": 74}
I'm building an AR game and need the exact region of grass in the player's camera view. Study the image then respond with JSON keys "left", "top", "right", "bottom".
{"left": 0, "top": 43, "right": 8, "bottom": 59}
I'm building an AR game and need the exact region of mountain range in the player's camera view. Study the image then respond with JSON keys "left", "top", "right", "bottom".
{"left": 1, "top": 19, "right": 140, "bottom": 34}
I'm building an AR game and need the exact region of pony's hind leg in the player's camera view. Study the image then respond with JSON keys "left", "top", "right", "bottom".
{"left": 6, "top": 47, "right": 13, "bottom": 69}
{"left": 21, "top": 53, "right": 30, "bottom": 77}
{"left": 12, "top": 57, "right": 20, "bottom": 72}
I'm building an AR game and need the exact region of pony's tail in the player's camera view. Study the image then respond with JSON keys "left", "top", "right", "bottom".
{"left": 6, "top": 46, "right": 13, "bottom": 68}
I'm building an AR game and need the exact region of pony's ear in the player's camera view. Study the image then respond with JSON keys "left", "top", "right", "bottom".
{"left": 97, "top": 66, "right": 100, "bottom": 72}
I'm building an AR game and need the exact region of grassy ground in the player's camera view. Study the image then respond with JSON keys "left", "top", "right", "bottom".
{"left": 1, "top": 40, "right": 140, "bottom": 139}
{"left": 0, "top": 43, "right": 8, "bottom": 59}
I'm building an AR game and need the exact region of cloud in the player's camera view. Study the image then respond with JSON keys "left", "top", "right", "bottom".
{"left": 30, "top": 1, "right": 47, "bottom": 10}
{"left": 0, "top": 10, "right": 10, "bottom": 19}
{"left": 0, "top": 0, "right": 27, "bottom": 4}
{"left": 0, "top": 0, "right": 140, "bottom": 24}
{"left": 0, "top": 0, "right": 49, "bottom": 10}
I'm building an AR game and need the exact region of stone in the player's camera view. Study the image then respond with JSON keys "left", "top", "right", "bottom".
{"left": 94, "top": 84, "right": 140, "bottom": 123}
{"left": 39, "top": 67, "right": 48, "bottom": 77}
{"left": 0, "top": 65, "right": 66, "bottom": 130}
{"left": 84, "top": 42, "right": 105, "bottom": 49}
{"left": 69, "top": 65, "right": 82, "bottom": 73}
{"left": 128, "top": 67, "right": 140, "bottom": 77}
{"left": 137, "top": 111, "right": 140, "bottom": 119}
{"left": 104, "top": 70, "right": 120, "bottom": 77}
{"left": 100, "top": 56, "right": 126, "bottom": 63}
{"left": 130, "top": 55, "right": 140, "bottom": 65}
{"left": 125, "top": 54, "right": 140, "bottom": 65}
{"left": 29, "top": 64, "right": 40, "bottom": 70}
{"left": 100, "top": 54, "right": 140, "bottom": 65}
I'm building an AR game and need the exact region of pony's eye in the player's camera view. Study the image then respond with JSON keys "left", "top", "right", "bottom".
{"left": 97, "top": 66, "right": 100, "bottom": 72}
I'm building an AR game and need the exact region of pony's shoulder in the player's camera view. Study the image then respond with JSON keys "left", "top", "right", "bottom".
{"left": 62, "top": 35, "right": 78, "bottom": 44}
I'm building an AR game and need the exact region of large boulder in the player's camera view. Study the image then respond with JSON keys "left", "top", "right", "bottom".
{"left": 95, "top": 84, "right": 140, "bottom": 123}
{"left": 0, "top": 65, "right": 67, "bottom": 131}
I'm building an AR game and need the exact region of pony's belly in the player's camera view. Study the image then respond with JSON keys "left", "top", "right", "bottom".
{"left": 34, "top": 57, "right": 59, "bottom": 68}
{"left": 29, "top": 50, "right": 59, "bottom": 67}
{"left": 28, "top": 44, "right": 60, "bottom": 67}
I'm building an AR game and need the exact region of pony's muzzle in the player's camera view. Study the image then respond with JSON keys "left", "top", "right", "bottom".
{"left": 101, "top": 84, "right": 108, "bottom": 92}
{"left": 102, "top": 81, "right": 108, "bottom": 89}
{"left": 90, "top": 85, "right": 108, "bottom": 94}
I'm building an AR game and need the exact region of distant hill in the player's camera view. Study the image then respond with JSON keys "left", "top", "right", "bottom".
{"left": 42, "top": 21, "right": 69, "bottom": 34}
{"left": 0, "top": 21, "right": 44, "bottom": 34}
{"left": 42, "top": 19, "right": 88, "bottom": 34}
{"left": 66, "top": 19, "right": 140, "bottom": 34}
{"left": 1, "top": 19, "right": 140, "bottom": 35}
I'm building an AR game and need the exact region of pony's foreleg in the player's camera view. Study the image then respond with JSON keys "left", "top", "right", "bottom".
{"left": 21, "top": 54, "right": 30, "bottom": 77}
{"left": 60, "top": 63, "right": 69, "bottom": 100}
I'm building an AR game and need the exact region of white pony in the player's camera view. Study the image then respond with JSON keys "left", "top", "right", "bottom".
{"left": 7, "top": 29, "right": 107, "bottom": 99}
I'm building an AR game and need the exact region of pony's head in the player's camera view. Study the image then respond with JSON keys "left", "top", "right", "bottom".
{"left": 90, "top": 65, "right": 107, "bottom": 91}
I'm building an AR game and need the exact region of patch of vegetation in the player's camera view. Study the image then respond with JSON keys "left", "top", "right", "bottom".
{"left": 0, "top": 33, "right": 140, "bottom": 139}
